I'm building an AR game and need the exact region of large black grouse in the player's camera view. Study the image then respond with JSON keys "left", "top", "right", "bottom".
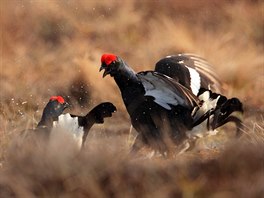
{"left": 100, "top": 54, "right": 201, "bottom": 153}
{"left": 99, "top": 54, "right": 243, "bottom": 154}
{"left": 154, "top": 54, "right": 243, "bottom": 137}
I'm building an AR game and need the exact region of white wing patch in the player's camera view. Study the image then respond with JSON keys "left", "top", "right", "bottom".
{"left": 185, "top": 66, "right": 201, "bottom": 95}
{"left": 139, "top": 72, "right": 185, "bottom": 110}
{"left": 198, "top": 91, "right": 220, "bottom": 111}
{"left": 188, "top": 91, "right": 221, "bottom": 138}
{"left": 53, "top": 114, "right": 84, "bottom": 148}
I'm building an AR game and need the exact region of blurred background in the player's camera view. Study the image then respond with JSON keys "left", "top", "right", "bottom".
{"left": 0, "top": 0, "right": 263, "bottom": 197}
{"left": 1, "top": 0, "right": 263, "bottom": 129}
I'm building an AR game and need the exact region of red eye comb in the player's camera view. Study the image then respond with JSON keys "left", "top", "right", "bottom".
{"left": 101, "top": 54, "right": 117, "bottom": 66}
{"left": 49, "top": 96, "right": 65, "bottom": 104}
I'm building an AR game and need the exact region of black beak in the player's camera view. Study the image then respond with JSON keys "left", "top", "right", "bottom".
{"left": 100, "top": 65, "right": 110, "bottom": 78}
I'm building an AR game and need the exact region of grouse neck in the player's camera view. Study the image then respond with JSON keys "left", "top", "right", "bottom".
{"left": 112, "top": 60, "right": 145, "bottom": 110}
{"left": 113, "top": 60, "right": 140, "bottom": 91}
{"left": 37, "top": 113, "right": 54, "bottom": 129}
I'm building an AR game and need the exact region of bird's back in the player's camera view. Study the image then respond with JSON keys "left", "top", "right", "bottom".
{"left": 155, "top": 54, "right": 222, "bottom": 94}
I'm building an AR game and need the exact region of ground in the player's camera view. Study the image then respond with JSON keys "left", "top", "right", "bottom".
{"left": 0, "top": 0, "right": 264, "bottom": 197}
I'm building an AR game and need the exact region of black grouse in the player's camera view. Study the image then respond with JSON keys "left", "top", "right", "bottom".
{"left": 99, "top": 54, "right": 243, "bottom": 154}
{"left": 154, "top": 54, "right": 243, "bottom": 137}
{"left": 100, "top": 54, "right": 201, "bottom": 153}
{"left": 27, "top": 96, "right": 116, "bottom": 148}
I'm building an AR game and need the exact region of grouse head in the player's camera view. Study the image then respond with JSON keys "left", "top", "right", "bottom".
{"left": 99, "top": 54, "right": 121, "bottom": 77}
{"left": 43, "top": 96, "right": 70, "bottom": 121}
{"left": 213, "top": 97, "right": 243, "bottom": 125}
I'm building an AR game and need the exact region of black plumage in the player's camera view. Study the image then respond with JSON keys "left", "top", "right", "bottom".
{"left": 155, "top": 54, "right": 243, "bottom": 138}
{"left": 100, "top": 54, "right": 201, "bottom": 153}
{"left": 100, "top": 54, "right": 243, "bottom": 154}
{"left": 69, "top": 102, "right": 117, "bottom": 148}
{"left": 25, "top": 96, "right": 116, "bottom": 148}
{"left": 155, "top": 54, "right": 222, "bottom": 94}
{"left": 36, "top": 96, "right": 69, "bottom": 138}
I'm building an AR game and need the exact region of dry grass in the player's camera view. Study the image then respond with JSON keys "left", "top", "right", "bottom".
{"left": 0, "top": 131, "right": 264, "bottom": 198}
{"left": 0, "top": 0, "right": 264, "bottom": 197}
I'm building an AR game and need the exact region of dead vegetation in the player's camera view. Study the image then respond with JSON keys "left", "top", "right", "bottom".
{"left": 0, "top": 0, "right": 264, "bottom": 197}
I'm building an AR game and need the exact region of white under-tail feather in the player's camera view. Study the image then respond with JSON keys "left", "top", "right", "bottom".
{"left": 188, "top": 90, "right": 221, "bottom": 138}
{"left": 53, "top": 114, "right": 84, "bottom": 149}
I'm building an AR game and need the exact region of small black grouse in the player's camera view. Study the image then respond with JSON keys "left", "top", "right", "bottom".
{"left": 26, "top": 96, "right": 116, "bottom": 148}
{"left": 64, "top": 102, "right": 117, "bottom": 148}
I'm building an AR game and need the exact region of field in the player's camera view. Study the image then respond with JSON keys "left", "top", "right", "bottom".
{"left": 0, "top": 0, "right": 264, "bottom": 197}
